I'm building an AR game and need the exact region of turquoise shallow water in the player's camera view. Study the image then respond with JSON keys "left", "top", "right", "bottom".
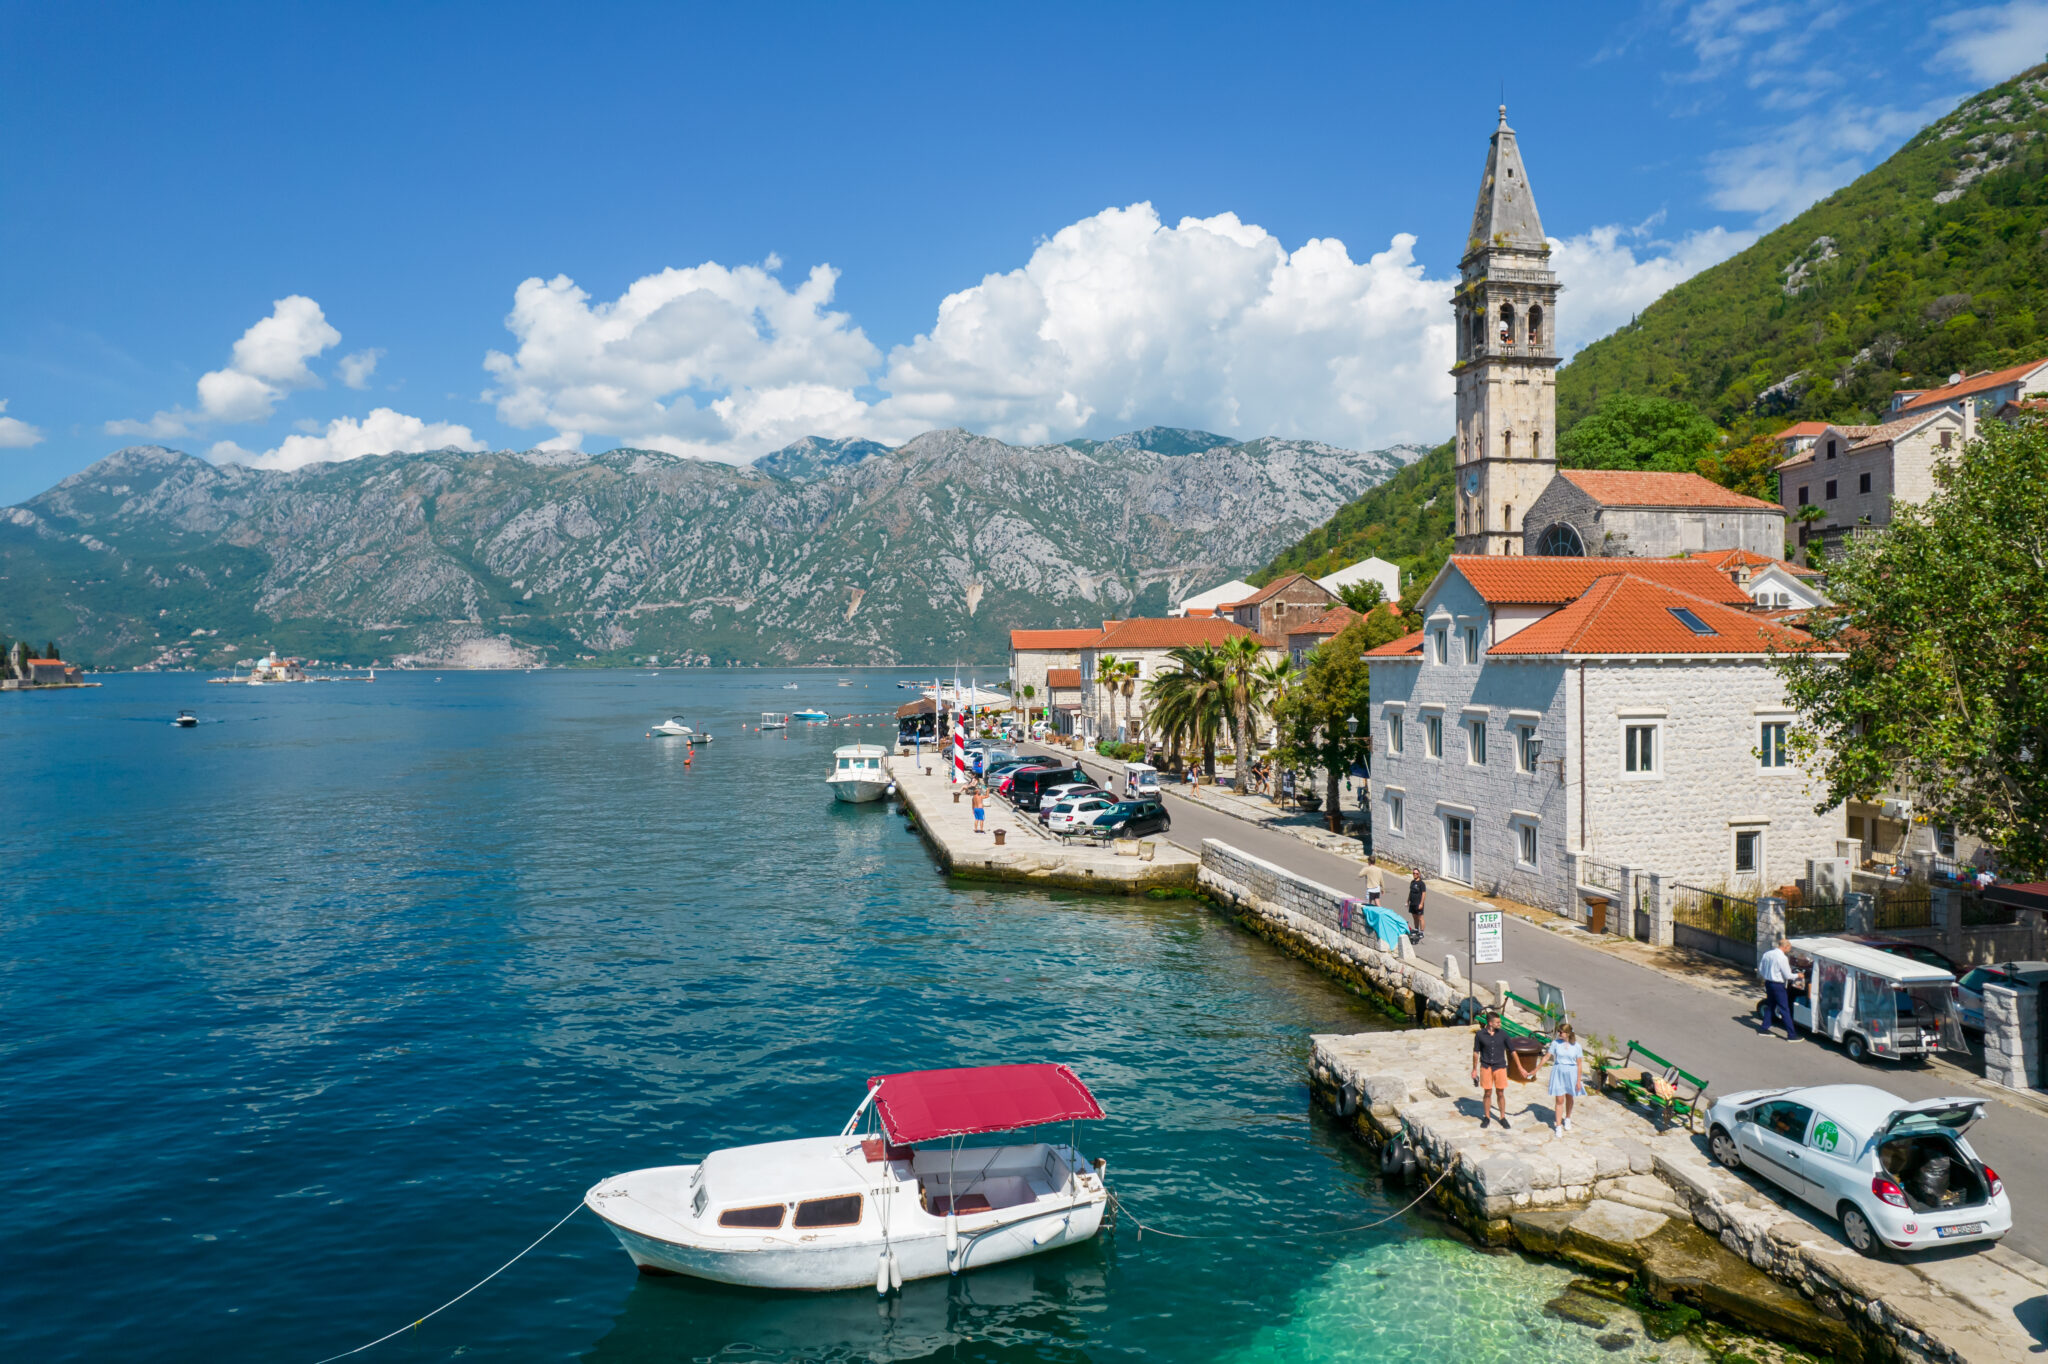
{"left": 3, "top": 672, "right": 1697, "bottom": 1362}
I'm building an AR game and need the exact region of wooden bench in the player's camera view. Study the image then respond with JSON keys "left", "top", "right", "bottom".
{"left": 1607, "top": 1040, "right": 1710, "bottom": 1132}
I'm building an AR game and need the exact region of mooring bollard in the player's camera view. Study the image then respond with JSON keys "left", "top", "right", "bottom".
{"left": 993, "top": 829, "right": 1006, "bottom": 846}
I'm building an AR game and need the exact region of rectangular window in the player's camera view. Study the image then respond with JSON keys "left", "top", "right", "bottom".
{"left": 1848, "top": 814, "right": 1864, "bottom": 843}
{"left": 1936, "top": 824, "right": 1957, "bottom": 858}
{"left": 1516, "top": 725, "right": 1537, "bottom": 773}
{"left": 1826, "top": 439, "right": 1837, "bottom": 459}
{"left": 1432, "top": 628, "right": 1448, "bottom": 664}
{"left": 793, "top": 1195, "right": 864, "bottom": 1229}
{"left": 1387, "top": 715, "right": 1404, "bottom": 754}
{"left": 1467, "top": 719, "right": 1486, "bottom": 765}
{"left": 1797, "top": 486, "right": 1809, "bottom": 506}
{"left": 1858, "top": 471, "right": 1871, "bottom": 494}
{"left": 1623, "top": 724, "right": 1656, "bottom": 774}
{"left": 1463, "top": 625, "right": 1480, "bottom": 662}
{"left": 1388, "top": 793, "right": 1404, "bottom": 834}
{"left": 1734, "top": 830, "right": 1762, "bottom": 876}
{"left": 1825, "top": 479, "right": 1838, "bottom": 500}
{"left": 1516, "top": 821, "right": 1538, "bottom": 868}
{"left": 1759, "top": 721, "right": 1789, "bottom": 768}
{"left": 719, "top": 1203, "right": 788, "bottom": 1229}
{"left": 1939, "top": 429, "right": 1953, "bottom": 450}
{"left": 1424, "top": 715, "right": 1443, "bottom": 758}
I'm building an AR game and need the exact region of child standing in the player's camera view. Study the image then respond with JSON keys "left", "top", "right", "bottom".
{"left": 972, "top": 781, "right": 986, "bottom": 833}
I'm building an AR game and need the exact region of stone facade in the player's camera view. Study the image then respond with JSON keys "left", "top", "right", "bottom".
{"left": 1369, "top": 570, "right": 1843, "bottom": 904}
{"left": 1983, "top": 982, "right": 2041, "bottom": 1092}
{"left": 1224, "top": 572, "right": 1337, "bottom": 644}
{"left": 1452, "top": 108, "right": 1559, "bottom": 556}
{"left": 1778, "top": 407, "right": 1970, "bottom": 558}
{"left": 1008, "top": 628, "right": 1103, "bottom": 706}
{"left": 1521, "top": 475, "right": 1784, "bottom": 560}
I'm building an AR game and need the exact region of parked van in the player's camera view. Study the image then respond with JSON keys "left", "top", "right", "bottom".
{"left": 1770, "top": 936, "right": 1965, "bottom": 1064}
{"left": 1010, "top": 766, "right": 1089, "bottom": 812}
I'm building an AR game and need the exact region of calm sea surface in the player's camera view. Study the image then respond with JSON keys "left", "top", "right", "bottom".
{"left": 2, "top": 672, "right": 1703, "bottom": 1363}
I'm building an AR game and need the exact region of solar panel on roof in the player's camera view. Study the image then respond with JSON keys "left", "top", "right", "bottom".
{"left": 1668, "top": 607, "right": 1717, "bottom": 636}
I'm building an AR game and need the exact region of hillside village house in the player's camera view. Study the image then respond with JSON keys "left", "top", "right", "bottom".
{"left": 1366, "top": 557, "right": 1841, "bottom": 925}
{"left": 1887, "top": 355, "right": 2048, "bottom": 420}
{"left": 1222, "top": 573, "right": 1338, "bottom": 645}
{"left": 1078, "top": 616, "right": 1256, "bottom": 742}
{"left": 1286, "top": 605, "right": 1362, "bottom": 669}
{"left": 1776, "top": 406, "right": 1972, "bottom": 556}
{"left": 1172, "top": 579, "right": 1257, "bottom": 618}
{"left": 1008, "top": 628, "right": 1103, "bottom": 706}
{"left": 1520, "top": 470, "right": 1786, "bottom": 559}
{"left": 1315, "top": 557, "right": 1401, "bottom": 606}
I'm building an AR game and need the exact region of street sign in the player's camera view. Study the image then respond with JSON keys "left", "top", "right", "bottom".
{"left": 1471, "top": 910, "right": 1504, "bottom": 965}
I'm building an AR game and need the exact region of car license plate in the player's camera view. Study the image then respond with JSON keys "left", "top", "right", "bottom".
{"left": 1936, "top": 1223, "right": 1984, "bottom": 1238}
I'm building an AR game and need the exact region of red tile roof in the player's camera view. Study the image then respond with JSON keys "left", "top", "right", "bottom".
{"left": 1448, "top": 555, "right": 1754, "bottom": 606}
{"left": 27, "top": 657, "right": 63, "bottom": 665}
{"left": 1088, "top": 617, "right": 1256, "bottom": 650}
{"left": 1558, "top": 469, "right": 1779, "bottom": 511}
{"left": 1487, "top": 573, "right": 1818, "bottom": 657}
{"left": 1682, "top": 547, "right": 1820, "bottom": 578}
{"left": 1221, "top": 571, "right": 1329, "bottom": 611}
{"left": 1365, "top": 629, "right": 1426, "bottom": 658}
{"left": 1044, "top": 667, "right": 1082, "bottom": 689}
{"left": 1772, "top": 421, "right": 1831, "bottom": 440}
{"left": 1896, "top": 357, "right": 2048, "bottom": 413}
{"left": 1286, "top": 605, "right": 1364, "bottom": 639}
{"left": 1010, "top": 628, "right": 1104, "bottom": 649}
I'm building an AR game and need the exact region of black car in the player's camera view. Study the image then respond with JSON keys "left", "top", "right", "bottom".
{"left": 1095, "top": 799, "right": 1170, "bottom": 837}
{"left": 1010, "top": 766, "right": 1090, "bottom": 812}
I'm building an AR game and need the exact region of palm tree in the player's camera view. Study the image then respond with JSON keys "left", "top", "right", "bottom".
{"left": 1219, "top": 634, "right": 1271, "bottom": 791}
{"left": 1021, "top": 683, "right": 1035, "bottom": 738}
{"left": 1145, "top": 645, "right": 1230, "bottom": 780}
{"left": 1095, "top": 655, "right": 1122, "bottom": 742}
{"left": 1113, "top": 659, "right": 1140, "bottom": 742}
{"left": 1253, "top": 653, "right": 1296, "bottom": 795}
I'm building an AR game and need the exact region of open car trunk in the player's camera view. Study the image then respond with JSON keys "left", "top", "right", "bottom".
{"left": 1878, "top": 1134, "right": 1990, "bottom": 1213}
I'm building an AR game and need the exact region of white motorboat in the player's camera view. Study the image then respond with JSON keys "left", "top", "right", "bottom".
{"left": 173, "top": 710, "right": 197, "bottom": 728}
{"left": 793, "top": 708, "right": 829, "bottom": 722}
{"left": 650, "top": 716, "right": 694, "bottom": 738}
{"left": 760, "top": 711, "right": 789, "bottom": 731}
{"left": 782, "top": 682, "right": 800, "bottom": 691}
{"left": 827, "top": 744, "right": 891, "bottom": 802}
{"left": 586, "top": 1064, "right": 1108, "bottom": 1293}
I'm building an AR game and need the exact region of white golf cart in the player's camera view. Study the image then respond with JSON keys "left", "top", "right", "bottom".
{"left": 1120, "top": 761, "right": 1160, "bottom": 800}
{"left": 1767, "top": 936, "right": 1966, "bottom": 1064}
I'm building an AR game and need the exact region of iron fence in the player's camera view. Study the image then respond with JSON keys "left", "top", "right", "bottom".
{"left": 1671, "top": 884, "right": 1759, "bottom": 942}
{"left": 1580, "top": 859, "right": 1626, "bottom": 894}
{"left": 1786, "top": 901, "right": 1845, "bottom": 935}
{"left": 1873, "top": 886, "right": 1934, "bottom": 930}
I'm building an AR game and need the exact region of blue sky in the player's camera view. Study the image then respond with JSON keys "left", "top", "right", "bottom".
{"left": 3, "top": 1, "right": 2045, "bottom": 503}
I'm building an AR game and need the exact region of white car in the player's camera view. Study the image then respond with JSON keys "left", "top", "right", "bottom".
{"left": 1044, "top": 794, "right": 1118, "bottom": 833}
{"left": 1706, "top": 1085, "right": 2010, "bottom": 1257}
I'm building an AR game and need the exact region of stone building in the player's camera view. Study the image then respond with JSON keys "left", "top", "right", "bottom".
{"left": 1008, "top": 628, "right": 1103, "bottom": 704}
{"left": 1775, "top": 406, "right": 1971, "bottom": 557}
{"left": 1366, "top": 557, "right": 1841, "bottom": 909}
{"left": 1223, "top": 572, "right": 1338, "bottom": 645}
{"left": 1681, "top": 548, "right": 1828, "bottom": 611}
{"left": 1521, "top": 470, "right": 1784, "bottom": 559}
{"left": 1452, "top": 107, "right": 1560, "bottom": 556}
{"left": 1888, "top": 355, "right": 2048, "bottom": 420}
{"left": 1285, "top": 605, "right": 1362, "bottom": 669}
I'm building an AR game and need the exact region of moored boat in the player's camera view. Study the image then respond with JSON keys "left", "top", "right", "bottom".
{"left": 650, "top": 716, "right": 694, "bottom": 737}
{"left": 793, "top": 708, "right": 829, "bottom": 722}
{"left": 585, "top": 1064, "right": 1108, "bottom": 1293}
{"left": 826, "top": 744, "right": 890, "bottom": 802}
{"left": 760, "top": 711, "right": 789, "bottom": 731}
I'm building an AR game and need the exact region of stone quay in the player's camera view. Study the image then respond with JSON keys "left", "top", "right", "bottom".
{"left": 886, "top": 755, "right": 1197, "bottom": 895}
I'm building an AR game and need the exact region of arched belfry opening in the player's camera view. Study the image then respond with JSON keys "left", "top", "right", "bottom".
{"left": 1528, "top": 304, "right": 1543, "bottom": 349}
{"left": 1499, "top": 303, "right": 1516, "bottom": 346}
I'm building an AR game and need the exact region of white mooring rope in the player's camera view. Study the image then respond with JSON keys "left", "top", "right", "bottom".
{"left": 309, "top": 1201, "right": 584, "bottom": 1363}
{"left": 1108, "top": 1162, "right": 1454, "bottom": 1242}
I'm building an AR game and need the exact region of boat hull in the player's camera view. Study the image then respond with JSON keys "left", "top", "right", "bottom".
{"left": 587, "top": 1188, "right": 1104, "bottom": 1291}
{"left": 828, "top": 777, "right": 891, "bottom": 803}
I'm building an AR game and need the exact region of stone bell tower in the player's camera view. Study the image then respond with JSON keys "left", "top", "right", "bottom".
{"left": 1452, "top": 106, "right": 1560, "bottom": 556}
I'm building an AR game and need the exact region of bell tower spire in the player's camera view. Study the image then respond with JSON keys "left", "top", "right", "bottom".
{"left": 1452, "top": 105, "right": 1559, "bottom": 556}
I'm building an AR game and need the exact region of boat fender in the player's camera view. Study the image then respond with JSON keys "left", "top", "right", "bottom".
{"left": 1031, "top": 1216, "right": 1068, "bottom": 1247}
{"left": 889, "top": 1250, "right": 902, "bottom": 1292}
{"left": 945, "top": 1210, "right": 959, "bottom": 1272}
{"left": 876, "top": 1253, "right": 890, "bottom": 1297}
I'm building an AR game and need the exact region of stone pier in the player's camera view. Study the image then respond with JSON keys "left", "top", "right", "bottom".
{"left": 886, "top": 756, "right": 1197, "bottom": 895}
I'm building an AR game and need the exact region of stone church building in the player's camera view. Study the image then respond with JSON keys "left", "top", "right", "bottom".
{"left": 1452, "top": 109, "right": 1785, "bottom": 561}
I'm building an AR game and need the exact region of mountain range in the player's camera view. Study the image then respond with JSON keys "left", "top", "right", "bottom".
{"left": 2, "top": 428, "right": 1424, "bottom": 669}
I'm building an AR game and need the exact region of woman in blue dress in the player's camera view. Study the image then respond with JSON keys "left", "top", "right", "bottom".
{"left": 1546, "top": 1022, "right": 1584, "bottom": 1139}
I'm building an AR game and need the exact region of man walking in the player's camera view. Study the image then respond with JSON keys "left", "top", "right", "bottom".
{"left": 1759, "top": 936, "right": 1799, "bottom": 1040}
{"left": 1357, "top": 856, "right": 1384, "bottom": 907}
{"left": 1472, "top": 1011, "right": 1511, "bottom": 1129}
{"left": 1407, "top": 869, "right": 1427, "bottom": 944}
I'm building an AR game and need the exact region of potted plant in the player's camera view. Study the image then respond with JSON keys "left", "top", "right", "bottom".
{"left": 1584, "top": 1033, "right": 1622, "bottom": 1090}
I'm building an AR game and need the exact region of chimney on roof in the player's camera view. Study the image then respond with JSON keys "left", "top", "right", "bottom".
{"left": 1733, "top": 565, "right": 1753, "bottom": 587}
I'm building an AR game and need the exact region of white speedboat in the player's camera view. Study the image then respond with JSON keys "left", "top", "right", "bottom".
{"left": 761, "top": 711, "right": 789, "bottom": 731}
{"left": 650, "top": 716, "right": 694, "bottom": 738}
{"left": 173, "top": 710, "right": 197, "bottom": 728}
{"left": 585, "top": 1064, "right": 1108, "bottom": 1293}
{"left": 782, "top": 682, "right": 800, "bottom": 691}
{"left": 793, "top": 708, "right": 829, "bottom": 723}
{"left": 827, "top": 744, "right": 891, "bottom": 802}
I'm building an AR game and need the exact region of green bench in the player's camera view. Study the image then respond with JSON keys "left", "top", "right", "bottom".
{"left": 1608, "top": 1040, "right": 1710, "bottom": 1133}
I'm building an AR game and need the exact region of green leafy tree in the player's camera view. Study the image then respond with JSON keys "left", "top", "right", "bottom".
{"left": 1694, "top": 433, "right": 1784, "bottom": 502}
{"left": 1771, "top": 419, "right": 2048, "bottom": 876}
{"left": 1272, "top": 618, "right": 1377, "bottom": 833}
{"left": 1219, "top": 634, "right": 1272, "bottom": 791}
{"left": 1557, "top": 391, "right": 1723, "bottom": 473}
{"left": 1145, "top": 644, "right": 1230, "bottom": 779}
{"left": 1336, "top": 580, "right": 1385, "bottom": 615}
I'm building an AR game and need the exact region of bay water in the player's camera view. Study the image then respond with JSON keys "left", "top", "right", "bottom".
{"left": 2, "top": 672, "right": 1702, "bottom": 1362}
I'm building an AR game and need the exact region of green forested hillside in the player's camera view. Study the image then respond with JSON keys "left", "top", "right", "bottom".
{"left": 1251, "top": 442, "right": 1452, "bottom": 593}
{"left": 1560, "top": 64, "right": 2048, "bottom": 434}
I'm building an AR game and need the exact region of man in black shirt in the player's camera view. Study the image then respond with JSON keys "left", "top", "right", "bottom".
{"left": 1471, "top": 1012, "right": 1511, "bottom": 1129}
{"left": 1407, "top": 869, "right": 1428, "bottom": 944}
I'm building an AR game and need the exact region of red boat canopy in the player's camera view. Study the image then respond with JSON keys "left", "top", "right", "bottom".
{"left": 867, "top": 1064, "right": 1104, "bottom": 1145}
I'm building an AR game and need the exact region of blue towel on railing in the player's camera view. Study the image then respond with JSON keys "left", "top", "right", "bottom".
{"left": 1360, "top": 905, "right": 1412, "bottom": 949}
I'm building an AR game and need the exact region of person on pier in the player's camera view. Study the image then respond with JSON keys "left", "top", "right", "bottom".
{"left": 1472, "top": 1011, "right": 1511, "bottom": 1130}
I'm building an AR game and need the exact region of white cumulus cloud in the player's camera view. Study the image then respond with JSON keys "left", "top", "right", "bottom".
{"left": 337, "top": 348, "right": 384, "bottom": 390}
{"left": 0, "top": 399, "right": 46, "bottom": 449}
{"left": 482, "top": 259, "right": 880, "bottom": 460}
{"left": 109, "top": 295, "right": 342, "bottom": 437}
{"left": 209, "top": 408, "right": 483, "bottom": 471}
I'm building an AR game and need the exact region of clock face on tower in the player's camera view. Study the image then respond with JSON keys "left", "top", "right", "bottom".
{"left": 1464, "top": 470, "right": 1480, "bottom": 496}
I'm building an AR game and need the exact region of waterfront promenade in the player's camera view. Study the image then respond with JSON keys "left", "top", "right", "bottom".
{"left": 1031, "top": 744, "right": 2048, "bottom": 1270}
